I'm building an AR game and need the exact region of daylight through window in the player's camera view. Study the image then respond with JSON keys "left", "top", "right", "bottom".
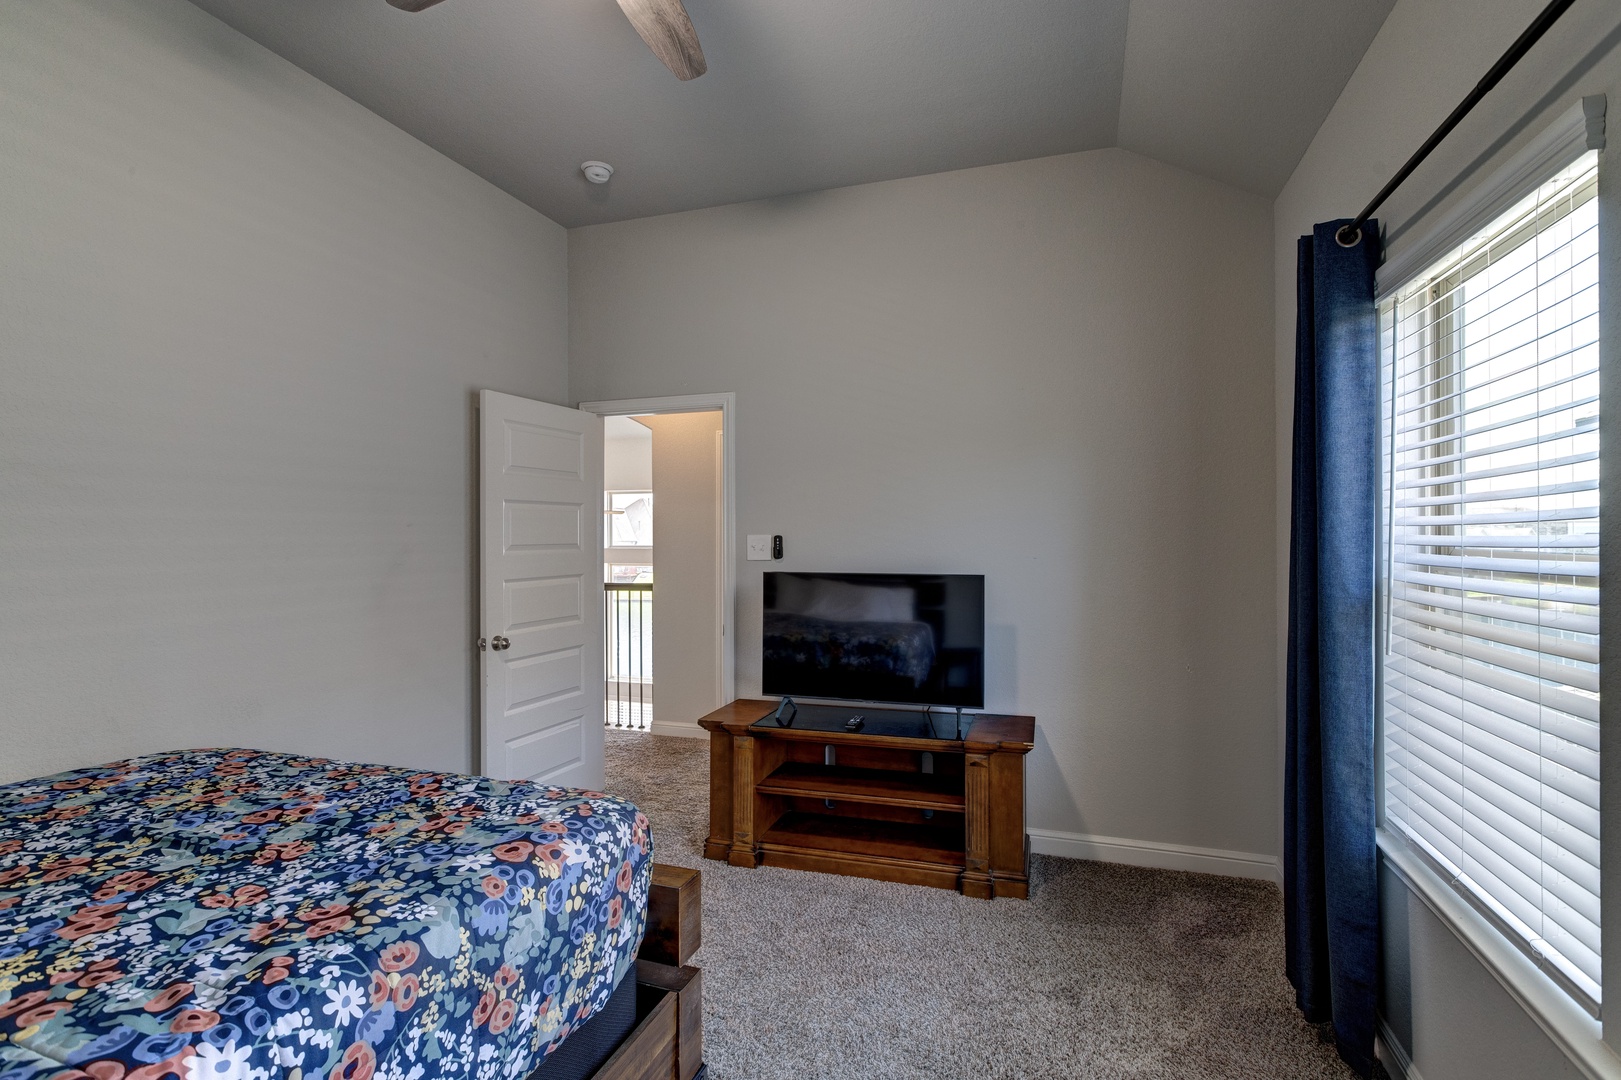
{"left": 1380, "top": 151, "right": 1601, "bottom": 1012}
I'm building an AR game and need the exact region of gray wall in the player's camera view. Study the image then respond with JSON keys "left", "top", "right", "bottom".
{"left": 1378, "top": 864, "right": 1586, "bottom": 1080}
{"left": 0, "top": 0, "right": 569, "bottom": 782}
{"left": 570, "top": 148, "right": 1279, "bottom": 860}
{"left": 1273, "top": 0, "right": 1621, "bottom": 1073}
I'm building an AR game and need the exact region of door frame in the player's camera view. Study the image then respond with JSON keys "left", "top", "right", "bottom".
{"left": 578, "top": 392, "right": 737, "bottom": 725}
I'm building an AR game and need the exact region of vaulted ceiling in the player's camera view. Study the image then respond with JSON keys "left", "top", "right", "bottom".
{"left": 188, "top": 0, "right": 1395, "bottom": 227}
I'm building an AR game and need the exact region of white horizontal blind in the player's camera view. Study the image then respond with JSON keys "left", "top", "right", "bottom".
{"left": 1380, "top": 151, "right": 1601, "bottom": 1012}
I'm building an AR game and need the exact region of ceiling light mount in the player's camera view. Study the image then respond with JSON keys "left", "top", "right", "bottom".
{"left": 581, "top": 161, "right": 614, "bottom": 185}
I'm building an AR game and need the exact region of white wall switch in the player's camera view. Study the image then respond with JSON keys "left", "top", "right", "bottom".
{"left": 746, "top": 534, "right": 772, "bottom": 561}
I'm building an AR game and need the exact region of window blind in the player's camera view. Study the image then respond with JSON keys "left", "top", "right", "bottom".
{"left": 1380, "top": 150, "right": 1601, "bottom": 1012}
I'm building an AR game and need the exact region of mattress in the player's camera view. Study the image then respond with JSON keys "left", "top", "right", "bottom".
{"left": 0, "top": 749, "right": 652, "bottom": 1080}
{"left": 525, "top": 973, "right": 636, "bottom": 1080}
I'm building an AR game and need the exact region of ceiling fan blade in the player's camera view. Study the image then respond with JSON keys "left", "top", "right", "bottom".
{"left": 615, "top": 0, "right": 707, "bottom": 81}
{"left": 385, "top": 0, "right": 449, "bottom": 11}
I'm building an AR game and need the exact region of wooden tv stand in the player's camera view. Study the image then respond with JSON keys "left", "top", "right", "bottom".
{"left": 697, "top": 699, "right": 1034, "bottom": 899}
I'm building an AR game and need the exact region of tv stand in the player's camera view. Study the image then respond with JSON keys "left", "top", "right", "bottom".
{"left": 696, "top": 699, "right": 1034, "bottom": 898}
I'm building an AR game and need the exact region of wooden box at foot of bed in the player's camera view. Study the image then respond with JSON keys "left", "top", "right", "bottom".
{"left": 532, "top": 865, "right": 705, "bottom": 1080}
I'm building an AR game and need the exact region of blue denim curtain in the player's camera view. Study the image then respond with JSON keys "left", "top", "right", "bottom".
{"left": 1285, "top": 219, "right": 1382, "bottom": 1078}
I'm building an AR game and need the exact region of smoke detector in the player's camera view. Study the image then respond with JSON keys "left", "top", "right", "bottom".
{"left": 581, "top": 161, "right": 614, "bottom": 185}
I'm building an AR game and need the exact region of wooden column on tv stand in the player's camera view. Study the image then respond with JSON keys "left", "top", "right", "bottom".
{"left": 697, "top": 699, "right": 1034, "bottom": 899}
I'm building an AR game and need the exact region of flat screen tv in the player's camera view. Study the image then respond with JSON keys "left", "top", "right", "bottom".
{"left": 762, "top": 572, "right": 984, "bottom": 709}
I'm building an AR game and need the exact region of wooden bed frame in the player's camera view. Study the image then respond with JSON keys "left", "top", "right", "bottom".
{"left": 575, "top": 863, "right": 705, "bottom": 1080}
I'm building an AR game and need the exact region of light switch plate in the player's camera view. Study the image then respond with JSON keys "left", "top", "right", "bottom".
{"left": 746, "top": 534, "right": 772, "bottom": 561}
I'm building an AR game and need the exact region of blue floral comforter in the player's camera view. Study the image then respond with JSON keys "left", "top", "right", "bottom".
{"left": 0, "top": 750, "right": 652, "bottom": 1080}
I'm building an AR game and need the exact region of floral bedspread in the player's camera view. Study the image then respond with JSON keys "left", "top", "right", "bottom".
{"left": 0, "top": 750, "right": 652, "bottom": 1080}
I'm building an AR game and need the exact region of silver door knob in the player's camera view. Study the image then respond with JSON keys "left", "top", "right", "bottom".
{"left": 477, "top": 637, "right": 487, "bottom": 652}
{"left": 491, "top": 635, "right": 511, "bottom": 651}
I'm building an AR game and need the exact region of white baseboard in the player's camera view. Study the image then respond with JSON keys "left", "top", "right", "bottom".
{"left": 647, "top": 720, "right": 706, "bottom": 740}
{"left": 1377, "top": 1017, "right": 1419, "bottom": 1080}
{"left": 1028, "top": 827, "right": 1281, "bottom": 883}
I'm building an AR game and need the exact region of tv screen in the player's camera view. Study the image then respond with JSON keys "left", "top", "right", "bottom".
{"left": 762, "top": 572, "right": 984, "bottom": 708}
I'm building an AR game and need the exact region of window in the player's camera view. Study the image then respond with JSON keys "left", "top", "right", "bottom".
{"left": 605, "top": 491, "right": 653, "bottom": 584}
{"left": 606, "top": 491, "right": 653, "bottom": 548}
{"left": 1380, "top": 151, "right": 1600, "bottom": 1012}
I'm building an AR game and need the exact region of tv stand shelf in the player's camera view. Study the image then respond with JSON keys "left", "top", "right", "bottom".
{"left": 756, "top": 763, "right": 966, "bottom": 811}
{"left": 698, "top": 699, "right": 1033, "bottom": 898}
{"left": 762, "top": 812, "right": 965, "bottom": 865}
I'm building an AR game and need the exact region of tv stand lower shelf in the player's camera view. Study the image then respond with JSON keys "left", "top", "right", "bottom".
{"left": 697, "top": 699, "right": 1034, "bottom": 899}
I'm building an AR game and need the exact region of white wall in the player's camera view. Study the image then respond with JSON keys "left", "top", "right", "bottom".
{"left": 0, "top": 0, "right": 569, "bottom": 782}
{"left": 605, "top": 415, "right": 653, "bottom": 491}
{"left": 642, "top": 412, "right": 724, "bottom": 733}
{"left": 570, "top": 148, "right": 1279, "bottom": 866}
{"left": 1273, "top": 0, "right": 1621, "bottom": 1074}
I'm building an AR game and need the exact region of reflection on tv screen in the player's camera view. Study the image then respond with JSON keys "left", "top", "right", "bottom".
{"left": 762, "top": 573, "right": 984, "bottom": 709}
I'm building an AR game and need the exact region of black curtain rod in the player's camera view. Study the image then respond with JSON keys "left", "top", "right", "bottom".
{"left": 1336, "top": 0, "right": 1578, "bottom": 247}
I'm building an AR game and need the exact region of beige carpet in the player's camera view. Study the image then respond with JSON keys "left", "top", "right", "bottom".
{"left": 605, "top": 730, "right": 1365, "bottom": 1080}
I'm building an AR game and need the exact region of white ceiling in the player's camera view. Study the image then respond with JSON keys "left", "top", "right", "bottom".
{"left": 187, "top": 0, "right": 1394, "bottom": 228}
{"left": 604, "top": 415, "right": 653, "bottom": 444}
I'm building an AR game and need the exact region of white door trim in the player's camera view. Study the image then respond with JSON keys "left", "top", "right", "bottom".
{"left": 578, "top": 393, "right": 737, "bottom": 717}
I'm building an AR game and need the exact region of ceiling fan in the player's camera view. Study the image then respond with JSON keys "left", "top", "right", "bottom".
{"left": 384, "top": 0, "right": 707, "bottom": 81}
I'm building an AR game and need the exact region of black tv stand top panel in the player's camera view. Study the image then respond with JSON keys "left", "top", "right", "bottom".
{"left": 750, "top": 701, "right": 963, "bottom": 741}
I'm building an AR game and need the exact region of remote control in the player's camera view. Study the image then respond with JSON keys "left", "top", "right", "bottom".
{"left": 844, "top": 715, "right": 865, "bottom": 732}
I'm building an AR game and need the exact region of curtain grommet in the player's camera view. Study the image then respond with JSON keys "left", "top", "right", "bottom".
{"left": 1335, "top": 225, "right": 1363, "bottom": 248}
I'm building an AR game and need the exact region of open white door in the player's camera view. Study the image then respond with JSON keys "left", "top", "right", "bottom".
{"left": 480, "top": 390, "right": 604, "bottom": 789}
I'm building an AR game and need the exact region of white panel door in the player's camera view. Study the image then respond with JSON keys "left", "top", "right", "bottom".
{"left": 480, "top": 390, "right": 604, "bottom": 789}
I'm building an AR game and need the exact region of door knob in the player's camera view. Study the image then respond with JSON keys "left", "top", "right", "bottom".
{"left": 477, "top": 637, "right": 487, "bottom": 652}
{"left": 491, "top": 635, "right": 511, "bottom": 651}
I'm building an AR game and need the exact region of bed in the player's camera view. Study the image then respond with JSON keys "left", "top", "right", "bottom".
{"left": 0, "top": 749, "right": 654, "bottom": 1080}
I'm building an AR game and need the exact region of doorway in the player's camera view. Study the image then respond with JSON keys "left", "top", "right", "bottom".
{"left": 582, "top": 393, "right": 735, "bottom": 738}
